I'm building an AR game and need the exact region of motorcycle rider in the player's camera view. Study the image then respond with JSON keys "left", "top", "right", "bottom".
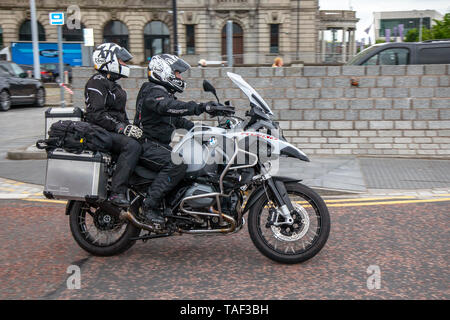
{"left": 134, "top": 54, "right": 233, "bottom": 225}
{"left": 84, "top": 43, "right": 142, "bottom": 207}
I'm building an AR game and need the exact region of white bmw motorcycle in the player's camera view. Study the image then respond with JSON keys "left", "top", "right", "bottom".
{"left": 66, "top": 72, "right": 330, "bottom": 264}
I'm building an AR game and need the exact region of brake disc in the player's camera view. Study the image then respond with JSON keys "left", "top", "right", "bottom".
{"left": 271, "top": 204, "right": 310, "bottom": 242}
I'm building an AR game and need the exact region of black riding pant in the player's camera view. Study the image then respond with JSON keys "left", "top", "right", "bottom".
{"left": 110, "top": 132, "right": 142, "bottom": 194}
{"left": 140, "top": 140, "right": 187, "bottom": 208}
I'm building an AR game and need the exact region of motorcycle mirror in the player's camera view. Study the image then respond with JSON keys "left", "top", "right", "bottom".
{"left": 203, "top": 80, "right": 216, "bottom": 94}
{"left": 203, "top": 80, "right": 220, "bottom": 103}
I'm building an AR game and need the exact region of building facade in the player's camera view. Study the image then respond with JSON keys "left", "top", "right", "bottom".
{"left": 374, "top": 10, "right": 444, "bottom": 42}
{"left": 0, "top": 0, "right": 359, "bottom": 66}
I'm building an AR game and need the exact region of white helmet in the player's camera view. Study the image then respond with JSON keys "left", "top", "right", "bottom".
{"left": 92, "top": 43, "right": 133, "bottom": 79}
{"left": 148, "top": 54, "right": 190, "bottom": 93}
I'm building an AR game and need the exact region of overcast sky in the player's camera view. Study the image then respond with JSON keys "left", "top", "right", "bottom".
{"left": 318, "top": 0, "right": 449, "bottom": 43}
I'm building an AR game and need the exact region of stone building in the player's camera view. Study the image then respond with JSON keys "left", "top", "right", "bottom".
{"left": 0, "top": 0, "right": 358, "bottom": 66}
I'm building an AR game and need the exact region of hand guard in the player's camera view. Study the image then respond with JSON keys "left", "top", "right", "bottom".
{"left": 204, "top": 101, "right": 235, "bottom": 116}
{"left": 123, "top": 125, "right": 143, "bottom": 139}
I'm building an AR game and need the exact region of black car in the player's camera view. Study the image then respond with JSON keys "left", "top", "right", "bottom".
{"left": 0, "top": 61, "right": 46, "bottom": 111}
{"left": 347, "top": 40, "right": 450, "bottom": 65}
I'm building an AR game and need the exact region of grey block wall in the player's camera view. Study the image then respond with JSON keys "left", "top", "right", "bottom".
{"left": 72, "top": 65, "right": 450, "bottom": 157}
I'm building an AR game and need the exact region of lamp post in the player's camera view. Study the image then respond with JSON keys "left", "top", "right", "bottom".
{"left": 419, "top": 12, "right": 423, "bottom": 42}
{"left": 29, "top": 0, "right": 40, "bottom": 80}
{"left": 172, "top": 0, "right": 178, "bottom": 55}
{"left": 296, "top": 0, "right": 300, "bottom": 60}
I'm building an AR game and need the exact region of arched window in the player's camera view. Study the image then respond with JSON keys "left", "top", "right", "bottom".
{"left": 103, "top": 20, "right": 129, "bottom": 49}
{"left": 221, "top": 22, "right": 244, "bottom": 64}
{"left": 19, "top": 20, "right": 46, "bottom": 41}
{"left": 63, "top": 23, "right": 86, "bottom": 42}
{"left": 144, "top": 21, "right": 170, "bottom": 60}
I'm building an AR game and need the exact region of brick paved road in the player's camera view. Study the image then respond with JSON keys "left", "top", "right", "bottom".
{"left": 0, "top": 198, "right": 448, "bottom": 300}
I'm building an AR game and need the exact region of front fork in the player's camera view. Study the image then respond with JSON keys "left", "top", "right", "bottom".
{"left": 260, "top": 166, "right": 295, "bottom": 226}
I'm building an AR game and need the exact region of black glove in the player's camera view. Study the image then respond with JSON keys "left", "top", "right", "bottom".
{"left": 203, "top": 101, "right": 235, "bottom": 116}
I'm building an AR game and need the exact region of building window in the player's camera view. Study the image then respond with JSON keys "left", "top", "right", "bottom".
{"left": 63, "top": 23, "right": 85, "bottom": 42}
{"left": 186, "top": 25, "right": 195, "bottom": 55}
{"left": 19, "top": 20, "right": 46, "bottom": 41}
{"left": 103, "top": 20, "right": 129, "bottom": 50}
{"left": 379, "top": 17, "right": 431, "bottom": 37}
{"left": 0, "top": 26, "right": 3, "bottom": 49}
{"left": 221, "top": 22, "right": 244, "bottom": 64}
{"left": 144, "top": 21, "right": 170, "bottom": 60}
{"left": 270, "top": 24, "right": 279, "bottom": 53}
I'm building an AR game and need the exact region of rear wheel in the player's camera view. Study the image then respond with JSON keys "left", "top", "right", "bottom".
{"left": 69, "top": 201, "right": 140, "bottom": 256}
{"left": 0, "top": 90, "right": 11, "bottom": 111}
{"left": 248, "top": 182, "right": 330, "bottom": 264}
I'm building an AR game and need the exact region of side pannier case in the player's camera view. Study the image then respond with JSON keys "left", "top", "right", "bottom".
{"left": 43, "top": 149, "right": 110, "bottom": 201}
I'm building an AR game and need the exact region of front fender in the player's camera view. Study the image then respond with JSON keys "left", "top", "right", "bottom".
{"left": 243, "top": 177, "right": 301, "bottom": 214}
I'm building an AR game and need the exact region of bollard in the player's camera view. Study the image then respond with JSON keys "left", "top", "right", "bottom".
{"left": 27, "top": 70, "right": 32, "bottom": 78}
{"left": 64, "top": 70, "right": 69, "bottom": 84}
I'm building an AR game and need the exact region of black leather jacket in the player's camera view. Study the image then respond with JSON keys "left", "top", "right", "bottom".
{"left": 134, "top": 81, "right": 205, "bottom": 145}
{"left": 84, "top": 72, "right": 129, "bottom": 132}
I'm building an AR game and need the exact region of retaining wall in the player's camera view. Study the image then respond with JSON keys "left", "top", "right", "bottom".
{"left": 72, "top": 65, "right": 450, "bottom": 157}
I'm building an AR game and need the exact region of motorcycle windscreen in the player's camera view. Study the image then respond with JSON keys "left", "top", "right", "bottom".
{"left": 227, "top": 72, "right": 273, "bottom": 115}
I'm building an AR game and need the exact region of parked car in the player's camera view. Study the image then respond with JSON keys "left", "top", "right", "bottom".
{"left": 346, "top": 40, "right": 450, "bottom": 65}
{"left": 18, "top": 64, "right": 53, "bottom": 83}
{"left": 0, "top": 61, "right": 45, "bottom": 111}
{"left": 41, "top": 63, "right": 72, "bottom": 83}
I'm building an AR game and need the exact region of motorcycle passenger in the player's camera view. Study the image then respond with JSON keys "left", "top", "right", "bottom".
{"left": 84, "top": 43, "right": 142, "bottom": 207}
{"left": 134, "top": 54, "right": 233, "bottom": 225}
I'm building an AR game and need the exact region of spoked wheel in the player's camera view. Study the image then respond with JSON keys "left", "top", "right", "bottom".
{"left": 248, "top": 182, "right": 330, "bottom": 264}
{"left": 69, "top": 201, "right": 140, "bottom": 256}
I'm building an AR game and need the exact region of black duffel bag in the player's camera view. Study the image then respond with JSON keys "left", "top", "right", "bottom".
{"left": 36, "top": 120, "right": 113, "bottom": 154}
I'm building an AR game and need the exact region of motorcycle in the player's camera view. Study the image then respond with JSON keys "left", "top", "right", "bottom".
{"left": 65, "top": 72, "right": 330, "bottom": 264}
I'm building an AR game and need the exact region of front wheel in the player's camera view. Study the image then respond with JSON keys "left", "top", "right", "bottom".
{"left": 248, "top": 182, "right": 330, "bottom": 264}
{"left": 69, "top": 201, "right": 140, "bottom": 256}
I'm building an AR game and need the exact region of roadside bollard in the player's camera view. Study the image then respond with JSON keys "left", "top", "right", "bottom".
{"left": 64, "top": 70, "right": 69, "bottom": 84}
{"left": 27, "top": 70, "right": 32, "bottom": 78}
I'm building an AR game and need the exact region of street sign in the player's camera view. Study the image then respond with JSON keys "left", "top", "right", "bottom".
{"left": 83, "top": 28, "right": 94, "bottom": 47}
{"left": 49, "top": 12, "right": 64, "bottom": 25}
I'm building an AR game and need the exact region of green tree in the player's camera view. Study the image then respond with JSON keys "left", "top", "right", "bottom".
{"left": 431, "top": 13, "right": 450, "bottom": 39}
{"left": 405, "top": 13, "right": 450, "bottom": 41}
{"left": 404, "top": 27, "right": 433, "bottom": 42}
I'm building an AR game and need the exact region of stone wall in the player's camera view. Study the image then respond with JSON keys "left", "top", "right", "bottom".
{"left": 72, "top": 65, "right": 450, "bottom": 157}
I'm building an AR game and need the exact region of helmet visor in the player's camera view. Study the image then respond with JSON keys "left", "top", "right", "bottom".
{"left": 116, "top": 47, "right": 133, "bottom": 62}
{"left": 171, "top": 58, "right": 191, "bottom": 73}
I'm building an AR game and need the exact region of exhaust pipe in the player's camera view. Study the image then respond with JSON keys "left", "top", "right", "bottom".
{"left": 119, "top": 210, "right": 157, "bottom": 232}
{"left": 97, "top": 202, "right": 158, "bottom": 233}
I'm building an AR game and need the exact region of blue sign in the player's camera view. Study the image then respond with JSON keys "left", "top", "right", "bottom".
{"left": 49, "top": 12, "right": 64, "bottom": 25}
{"left": 11, "top": 42, "right": 82, "bottom": 66}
